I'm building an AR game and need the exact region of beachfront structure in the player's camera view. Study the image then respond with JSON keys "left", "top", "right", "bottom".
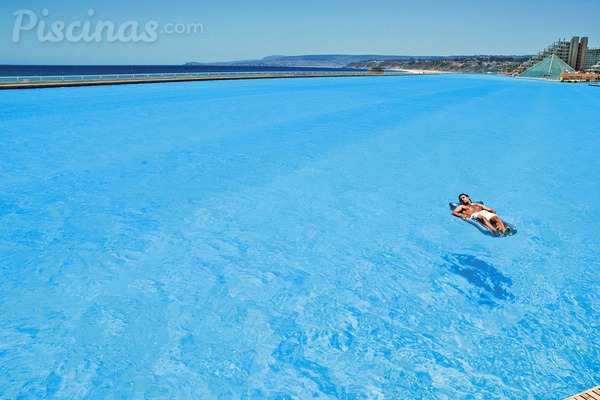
{"left": 588, "top": 65, "right": 600, "bottom": 74}
{"left": 585, "top": 48, "right": 600, "bottom": 70}
{"left": 520, "top": 36, "right": 600, "bottom": 72}
{"left": 518, "top": 55, "right": 575, "bottom": 80}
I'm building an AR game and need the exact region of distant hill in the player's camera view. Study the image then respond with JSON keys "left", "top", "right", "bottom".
{"left": 186, "top": 54, "right": 437, "bottom": 69}
{"left": 348, "top": 55, "right": 531, "bottom": 74}
{"left": 186, "top": 54, "right": 531, "bottom": 73}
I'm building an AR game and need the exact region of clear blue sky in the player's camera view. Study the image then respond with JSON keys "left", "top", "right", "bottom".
{"left": 1, "top": 0, "right": 599, "bottom": 64}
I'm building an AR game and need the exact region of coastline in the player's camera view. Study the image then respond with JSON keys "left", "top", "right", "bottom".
{"left": 388, "top": 68, "right": 454, "bottom": 74}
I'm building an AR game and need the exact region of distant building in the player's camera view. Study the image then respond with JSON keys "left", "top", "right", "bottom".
{"left": 367, "top": 67, "right": 385, "bottom": 75}
{"left": 520, "top": 36, "right": 600, "bottom": 72}
{"left": 568, "top": 36, "right": 588, "bottom": 71}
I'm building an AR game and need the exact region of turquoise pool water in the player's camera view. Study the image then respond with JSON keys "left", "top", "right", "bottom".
{"left": 1, "top": 75, "right": 599, "bottom": 398}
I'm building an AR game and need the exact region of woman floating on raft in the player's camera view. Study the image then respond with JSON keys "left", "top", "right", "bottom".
{"left": 451, "top": 193, "right": 512, "bottom": 236}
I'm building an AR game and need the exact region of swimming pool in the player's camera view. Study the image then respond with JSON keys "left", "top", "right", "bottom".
{"left": 1, "top": 74, "right": 598, "bottom": 398}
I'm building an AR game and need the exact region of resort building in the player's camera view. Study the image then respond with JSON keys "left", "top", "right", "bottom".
{"left": 585, "top": 48, "right": 600, "bottom": 70}
{"left": 520, "top": 36, "right": 600, "bottom": 72}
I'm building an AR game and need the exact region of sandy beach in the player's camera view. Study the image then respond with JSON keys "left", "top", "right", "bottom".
{"left": 388, "top": 68, "right": 454, "bottom": 74}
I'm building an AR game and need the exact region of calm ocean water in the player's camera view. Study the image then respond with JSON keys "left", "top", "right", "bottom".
{"left": 0, "top": 74, "right": 599, "bottom": 398}
{"left": 0, "top": 64, "right": 359, "bottom": 77}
